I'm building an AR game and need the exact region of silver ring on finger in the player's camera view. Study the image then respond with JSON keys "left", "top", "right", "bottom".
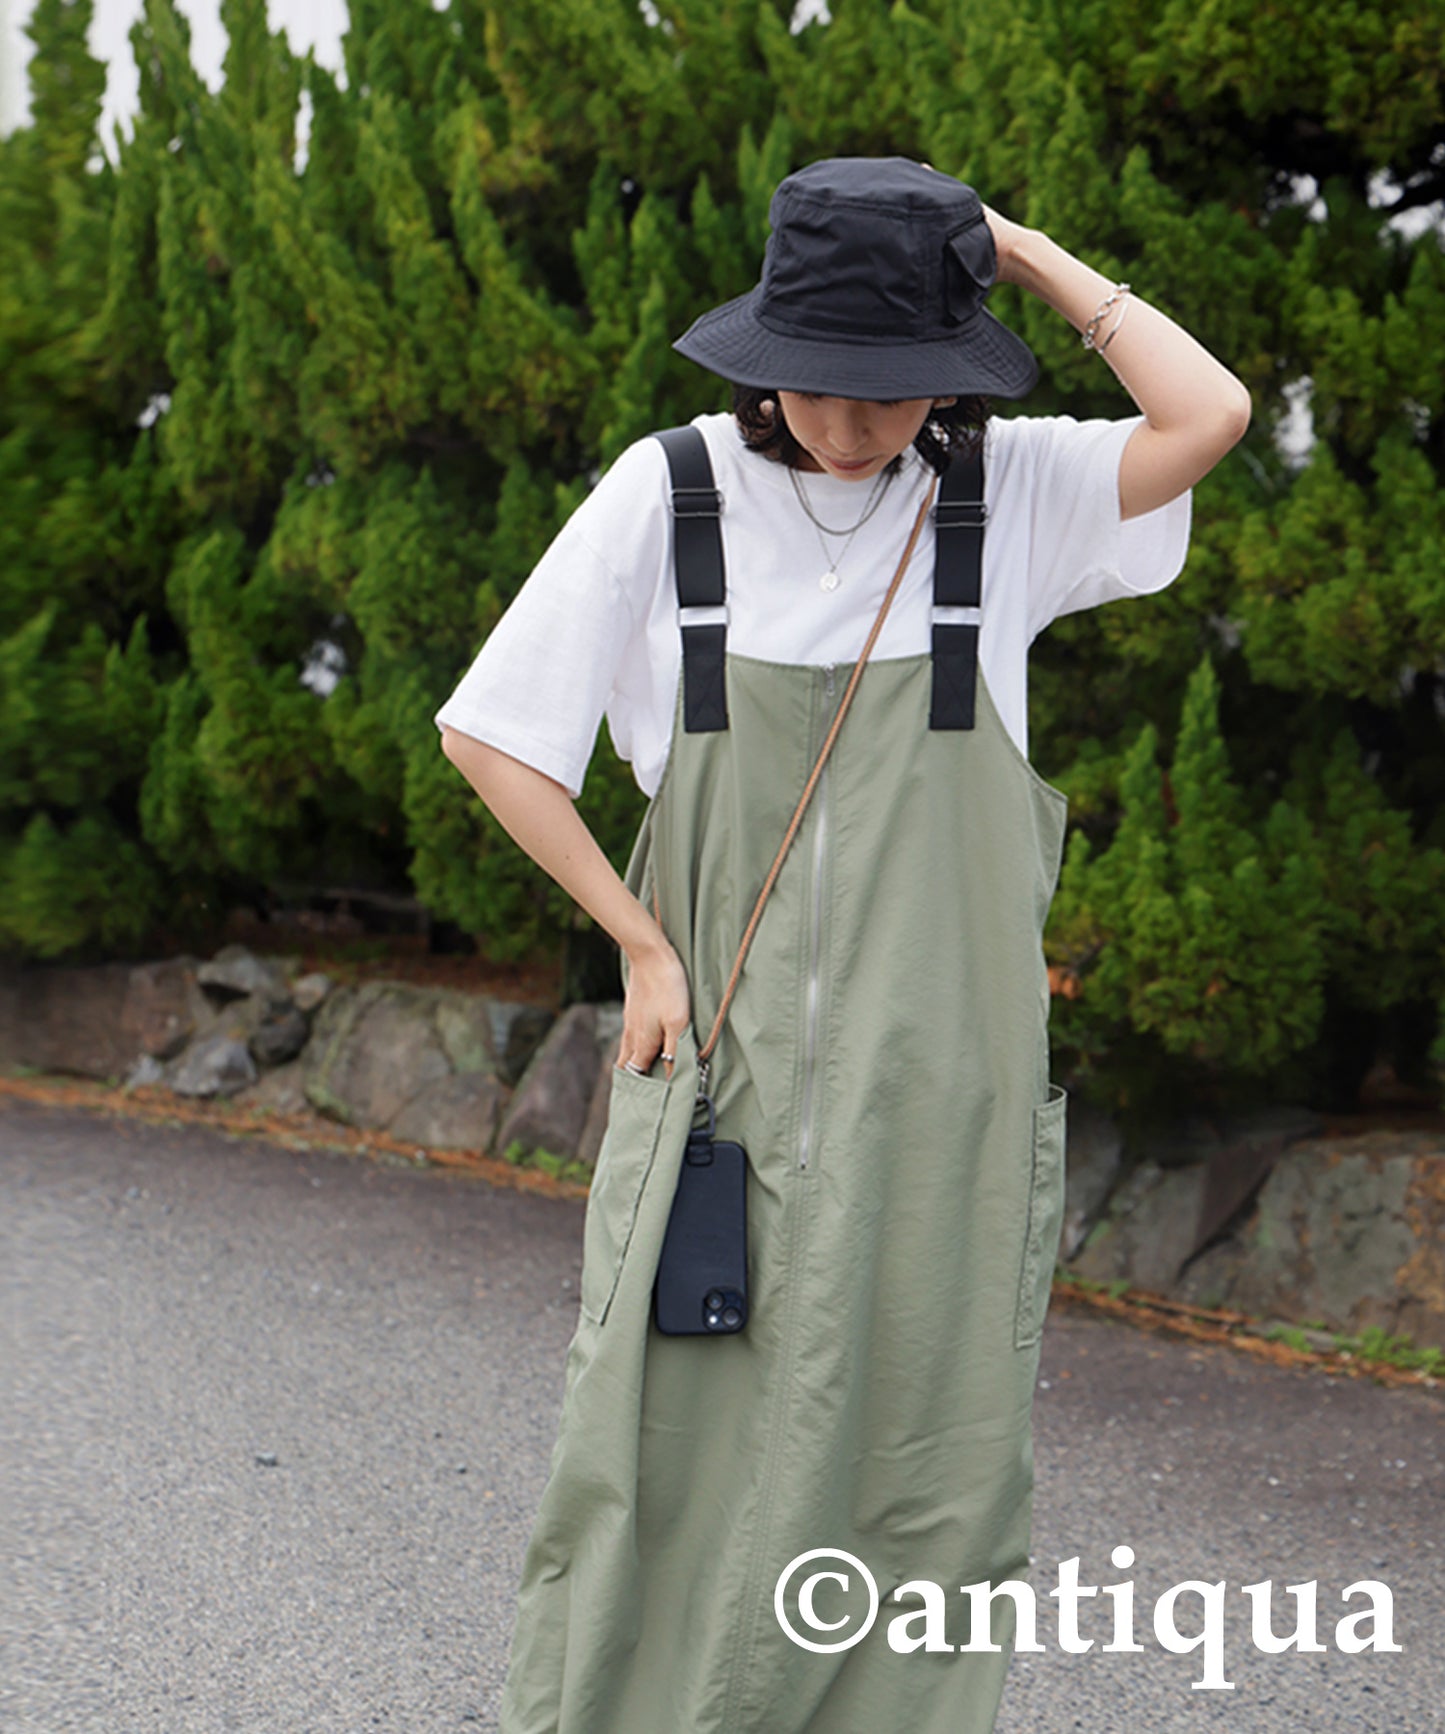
{"left": 622, "top": 1060, "right": 647, "bottom": 1076}
{"left": 660, "top": 1052, "right": 675, "bottom": 1063}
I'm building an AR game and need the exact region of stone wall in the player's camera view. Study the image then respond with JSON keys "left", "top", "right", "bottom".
{"left": 4, "top": 946, "right": 1442, "bottom": 1347}
{"left": 0, "top": 945, "right": 620, "bottom": 1172}
{"left": 1068, "top": 1124, "right": 1445, "bottom": 1349}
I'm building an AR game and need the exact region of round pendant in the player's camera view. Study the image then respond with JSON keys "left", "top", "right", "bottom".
{"left": 819, "top": 569, "right": 840, "bottom": 592}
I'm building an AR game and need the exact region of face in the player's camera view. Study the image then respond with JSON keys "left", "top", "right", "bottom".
{"left": 775, "top": 392, "right": 957, "bottom": 480}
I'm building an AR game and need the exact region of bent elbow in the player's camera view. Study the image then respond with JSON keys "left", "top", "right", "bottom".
{"left": 1218, "top": 379, "right": 1253, "bottom": 449}
{"left": 439, "top": 724, "right": 468, "bottom": 762}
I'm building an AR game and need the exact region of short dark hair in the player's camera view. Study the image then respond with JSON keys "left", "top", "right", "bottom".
{"left": 730, "top": 384, "right": 990, "bottom": 475}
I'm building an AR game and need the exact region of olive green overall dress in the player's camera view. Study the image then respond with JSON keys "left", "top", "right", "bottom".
{"left": 497, "top": 432, "right": 1070, "bottom": 1734}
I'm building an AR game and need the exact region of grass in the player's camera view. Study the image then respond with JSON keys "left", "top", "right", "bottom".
{"left": 501, "top": 1139, "right": 594, "bottom": 1187}
{"left": 1059, "top": 1269, "right": 1443, "bottom": 1382}
{"left": 1263, "top": 1321, "right": 1445, "bottom": 1378}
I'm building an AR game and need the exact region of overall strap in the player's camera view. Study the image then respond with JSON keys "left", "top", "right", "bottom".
{"left": 653, "top": 426, "right": 728, "bottom": 732}
{"left": 930, "top": 444, "right": 986, "bottom": 730}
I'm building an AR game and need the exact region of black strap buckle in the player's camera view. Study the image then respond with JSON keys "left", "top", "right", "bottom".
{"left": 934, "top": 498, "right": 987, "bottom": 530}
{"left": 671, "top": 485, "right": 722, "bottom": 519}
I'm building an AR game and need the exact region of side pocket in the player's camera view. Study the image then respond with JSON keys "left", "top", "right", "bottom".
{"left": 1014, "top": 1083, "right": 1068, "bottom": 1351}
{"left": 578, "top": 1064, "right": 674, "bottom": 1328}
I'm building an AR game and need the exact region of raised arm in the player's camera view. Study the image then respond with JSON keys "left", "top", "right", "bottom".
{"left": 982, "top": 207, "right": 1252, "bottom": 520}
{"left": 440, "top": 727, "right": 690, "bottom": 1078}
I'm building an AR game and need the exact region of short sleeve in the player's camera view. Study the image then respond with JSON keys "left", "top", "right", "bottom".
{"left": 433, "top": 438, "right": 671, "bottom": 799}
{"left": 1014, "top": 414, "right": 1193, "bottom": 642}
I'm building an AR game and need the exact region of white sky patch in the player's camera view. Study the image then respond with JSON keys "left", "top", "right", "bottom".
{"left": 1403, "top": 398, "right": 1431, "bottom": 442}
{"left": 1287, "top": 174, "right": 1327, "bottom": 224}
{"left": 1275, "top": 377, "right": 1315, "bottom": 471}
{"left": 1209, "top": 613, "right": 1242, "bottom": 652}
{"left": 1368, "top": 165, "right": 1445, "bottom": 244}
{"left": 637, "top": 0, "right": 830, "bottom": 26}
{"left": 2, "top": 0, "right": 349, "bottom": 163}
{"left": 294, "top": 82, "right": 312, "bottom": 173}
{"left": 299, "top": 621, "right": 347, "bottom": 696}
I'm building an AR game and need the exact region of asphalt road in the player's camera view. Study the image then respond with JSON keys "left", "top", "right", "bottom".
{"left": 3, "top": 1098, "right": 1441, "bottom": 1733}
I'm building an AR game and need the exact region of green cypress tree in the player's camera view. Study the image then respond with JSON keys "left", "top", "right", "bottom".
{"left": 902, "top": 0, "right": 1445, "bottom": 1107}
{"left": 0, "top": 0, "right": 173, "bottom": 956}
{"left": 1050, "top": 658, "right": 1332, "bottom": 1119}
{"left": 2, "top": 0, "right": 1442, "bottom": 1110}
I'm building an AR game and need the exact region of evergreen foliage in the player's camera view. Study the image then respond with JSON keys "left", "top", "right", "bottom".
{"left": 3, "top": 0, "right": 1443, "bottom": 1115}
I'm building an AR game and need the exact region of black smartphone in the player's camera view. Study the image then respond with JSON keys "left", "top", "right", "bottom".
{"left": 653, "top": 1123, "right": 749, "bottom": 1336}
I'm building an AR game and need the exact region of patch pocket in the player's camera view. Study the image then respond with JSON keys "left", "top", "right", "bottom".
{"left": 578, "top": 1064, "right": 674, "bottom": 1328}
{"left": 1014, "top": 1084, "right": 1068, "bottom": 1351}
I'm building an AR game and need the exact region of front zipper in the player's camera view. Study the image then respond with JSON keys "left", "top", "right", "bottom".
{"left": 798, "top": 663, "right": 835, "bottom": 1172}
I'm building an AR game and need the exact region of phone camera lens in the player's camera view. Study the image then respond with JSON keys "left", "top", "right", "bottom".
{"left": 705, "top": 1289, "right": 725, "bottom": 1310}
{"left": 722, "top": 1306, "right": 741, "bottom": 1329}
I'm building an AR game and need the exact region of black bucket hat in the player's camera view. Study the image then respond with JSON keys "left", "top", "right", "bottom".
{"left": 673, "top": 156, "right": 1038, "bottom": 401}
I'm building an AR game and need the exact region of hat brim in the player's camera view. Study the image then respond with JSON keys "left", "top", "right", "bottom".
{"left": 672, "top": 285, "right": 1039, "bottom": 401}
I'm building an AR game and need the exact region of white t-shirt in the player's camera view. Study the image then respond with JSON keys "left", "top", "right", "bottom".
{"left": 434, "top": 411, "right": 1192, "bottom": 799}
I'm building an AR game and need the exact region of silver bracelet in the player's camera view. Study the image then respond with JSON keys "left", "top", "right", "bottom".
{"left": 1081, "top": 282, "right": 1131, "bottom": 352}
{"left": 1098, "top": 293, "right": 1132, "bottom": 354}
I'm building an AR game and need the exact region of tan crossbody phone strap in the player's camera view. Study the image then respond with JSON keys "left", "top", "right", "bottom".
{"left": 648, "top": 474, "right": 940, "bottom": 1082}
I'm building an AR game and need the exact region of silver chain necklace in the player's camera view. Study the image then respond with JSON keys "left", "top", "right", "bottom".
{"left": 788, "top": 462, "right": 896, "bottom": 592}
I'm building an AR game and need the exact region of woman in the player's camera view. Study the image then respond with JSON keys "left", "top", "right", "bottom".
{"left": 438, "top": 157, "right": 1249, "bottom": 1734}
